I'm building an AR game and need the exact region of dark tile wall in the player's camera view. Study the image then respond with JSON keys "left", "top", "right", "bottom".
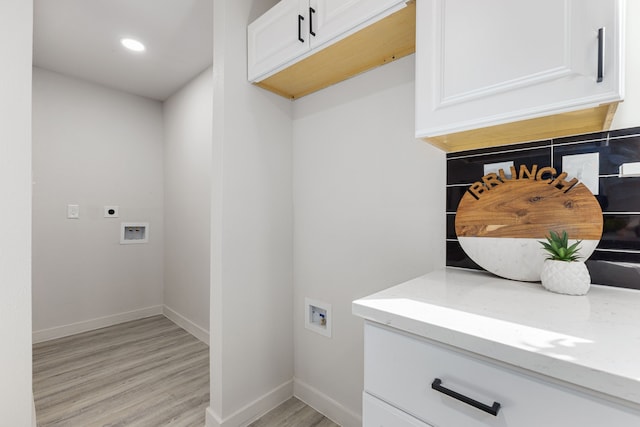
{"left": 446, "top": 127, "right": 640, "bottom": 290}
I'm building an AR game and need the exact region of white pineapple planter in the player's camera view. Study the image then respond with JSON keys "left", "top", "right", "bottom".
{"left": 540, "top": 260, "right": 591, "bottom": 296}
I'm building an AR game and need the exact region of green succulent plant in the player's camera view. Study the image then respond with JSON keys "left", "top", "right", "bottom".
{"left": 539, "top": 230, "right": 582, "bottom": 262}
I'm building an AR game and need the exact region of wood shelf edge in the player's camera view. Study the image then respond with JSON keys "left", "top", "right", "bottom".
{"left": 421, "top": 102, "right": 620, "bottom": 153}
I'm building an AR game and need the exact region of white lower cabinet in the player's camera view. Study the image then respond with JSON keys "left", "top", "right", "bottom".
{"left": 363, "top": 322, "right": 640, "bottom": 427}
{"left": 363, "top": 392, "right": 431, "bottom": 427}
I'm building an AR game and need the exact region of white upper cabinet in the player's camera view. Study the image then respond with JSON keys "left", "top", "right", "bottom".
{"left": 309, "top": 0, "right": 405, "bottom": 49}
{"left": 248, "top": 0, "right": 309, "bottom": 82}
{"left": 415, "top": 0, "right": 625, "bottom": 150}
{"left": 248, "top": 0, "right": 409, "bottom": 87}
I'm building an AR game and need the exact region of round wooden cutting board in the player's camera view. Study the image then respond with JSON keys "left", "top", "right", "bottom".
{"left": 455, "top": 170, "right": 603, "bottom": 281}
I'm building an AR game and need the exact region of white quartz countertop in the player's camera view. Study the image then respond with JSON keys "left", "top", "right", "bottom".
{"left": 352, "top": 268, "right": 640, "bottom": 407}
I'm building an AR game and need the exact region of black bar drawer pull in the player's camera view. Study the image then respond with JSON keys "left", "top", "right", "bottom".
{"left": 309, "top": 7, "right": 316, "bottom": 36}
{"left": 597, "top": 27, "right": 605, "bottom": 83}
{"left": 431, "top": 378, "right": 501, "bottom": 416}
{"left": 298, "top": 14, "right": 304, "bottom": 43}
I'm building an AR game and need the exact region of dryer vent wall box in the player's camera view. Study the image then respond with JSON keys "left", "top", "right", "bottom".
{"left": 120, "top": 222, "right": 149, "bottom": 244}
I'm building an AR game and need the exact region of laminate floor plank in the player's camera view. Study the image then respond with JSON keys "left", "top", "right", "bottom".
{"left": 33, "top": 315, "right": 209, "bottom": 427}
{"left": 34, "top": 316, "right": 337, "bottom": 427}
{"left": 248, "top": 397, "right": 340, "bottom": 427}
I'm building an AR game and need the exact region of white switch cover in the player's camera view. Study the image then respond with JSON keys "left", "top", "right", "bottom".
{"left": 484, "top": 161, "right": 514, "bottom": 178}
{"left": 619, "top": 162, "right": 640, "bottom": 177}
{"left": 67, "top": 204, "right": 80, "bottom": 219}
{"left": 562, "top": 153, "right": 599, "bottom": 195}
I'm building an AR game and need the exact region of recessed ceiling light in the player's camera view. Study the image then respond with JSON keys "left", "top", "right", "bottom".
{"left": 121, "top": 38, "right": 145, "bottom": 52}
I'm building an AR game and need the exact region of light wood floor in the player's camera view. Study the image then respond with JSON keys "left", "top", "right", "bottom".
{"left": 33, "top": 315, "right": 336, "bottom": 427}
{"left": 248, "top": 398, "right": 339, "bottom": 427}
{"left": 33, "top": 315, "right": 209, "bottom": 427}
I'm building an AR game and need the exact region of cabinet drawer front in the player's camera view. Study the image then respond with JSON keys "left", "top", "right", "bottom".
{"left": 363, "top": 392, "right": 432, "bottom": 427}
{"left": 364, "top": 323, "right": 640, "bottom": 427}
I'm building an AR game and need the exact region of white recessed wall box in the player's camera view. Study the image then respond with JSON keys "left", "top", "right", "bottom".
{"left": 305, "top": 298, "right": 332, "bottom": 338}
{"left": 120, "top": 222, "right": 149, "bottom": 244}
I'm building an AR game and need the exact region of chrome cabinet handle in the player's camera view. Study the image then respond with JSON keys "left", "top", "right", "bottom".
{"left": 597, "top": 27, "right": 605, "bottom": 83}
{"left": 298, "top": 14, "right": 304, "bottom": 43}
{"left": 431, "top": 378, "right": 501, "bottom": 416}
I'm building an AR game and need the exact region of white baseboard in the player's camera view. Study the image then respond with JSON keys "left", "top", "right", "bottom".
{"left": 294, "top": 378, "right": 361, "bottom": 427}
{"left": 162, "top": 305, "right": 209, "bottom": 345}
{"left": 32, "top": 305, "right": 163, "bottom": 343}
{"left": 206, "top": 380, "right": 294, "bottom": 427}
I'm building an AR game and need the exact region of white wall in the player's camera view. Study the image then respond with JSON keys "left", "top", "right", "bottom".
{"left": 32, "top": 68, "right": 165, "bottom": 339}
{"left": 208, "top": 1, "right": 294, "bottom": 425}
{"left": 292, "top": 55, "right": 446, "bottom": 426}
{"left": 0, "top": 0, "right": 33, "bottom": 424}
{"left": 163, "top": 66, "right": 213, "bottom": 341}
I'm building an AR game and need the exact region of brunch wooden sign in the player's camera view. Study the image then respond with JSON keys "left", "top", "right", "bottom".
{"left": 455, "top": 164, "right": 602, "bottom": 281}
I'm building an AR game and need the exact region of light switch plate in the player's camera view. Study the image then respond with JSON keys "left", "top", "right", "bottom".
{"left": 619, "top": 162, "right": 640, "bottom": 177}
{"left": 562, "top": 153, "right": 599, "bottom": 195}
{"left": 67, "top": 204, "right": 80, "bottom": 219}
{"left": 484, "top": 161, "right": 514, "bottom": 178}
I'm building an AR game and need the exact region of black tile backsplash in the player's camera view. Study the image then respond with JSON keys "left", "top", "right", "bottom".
{"left": 446, "top": 139, "right": 550, "bottom": 159}
{"left": 552, "top": 130, "right": 608, "bottom": 146}
{"left": 587, "top": 260, "right": 640, "bottom": 290}
{"left": 446, "top": 186, "right": 468, "bottom": 212}
{"left": 553, "top": 136, "right": 640, "bottom": 175}
{"left": 588, "top": 249, "right": 640, "bottom": 263}
{"left": 446, "top": 126, "right": 640, "bottom": 290}
{"left": 447, "top": 147, "right": 551, "bottom": 185}
{"left": 446, "top": 240, "right": 482, "bottom": 270}
{"left": 598, "top": 177, "right": 640, "bottom": 212}
{"left": 446, "top": 214, "right": 457, "bottom": 240}
{"left": 609, "top": 126, "right": 640, "bottom": 139}
{"left": 600, "top": 214, "right": 640, "bottom": 251}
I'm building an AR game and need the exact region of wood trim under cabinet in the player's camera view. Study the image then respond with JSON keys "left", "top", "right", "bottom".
{"left": 255, "top": 1, "right": 416, "bottom": 100}
{"left": 423, "top": 102, "right": 619, "bottom": 152}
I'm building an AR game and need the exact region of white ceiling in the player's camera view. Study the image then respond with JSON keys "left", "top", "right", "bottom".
{"left": 33, "top": 0, "right": 213, "bottom": 101}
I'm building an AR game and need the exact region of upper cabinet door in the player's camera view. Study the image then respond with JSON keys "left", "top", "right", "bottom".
{"left": 309, "top": 0, "right": 406, "bottom": 49}
{"left": 248, "top": 0, "right": 309, "bottom": 82}
{"left": 415, "top": 0, "right": 625, "bottom": 139}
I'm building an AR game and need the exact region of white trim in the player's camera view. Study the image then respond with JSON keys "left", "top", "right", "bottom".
{"left": 32, "top": 305, "right": 163, "bottom": 343}
{"left": 551, "top": 136, "right": 608, "bottom": 147}
{"left": 445, "top": 142, "right": 551, "bottom": 160}
{"left": 610, "top": 132, "right": 640, "bottom": 140}
{"left": 595, "top": 248, "right": 640, "bottom": 254}
{"left": 162, "top": 305, "right": 209, "bottom": 345}
{"left": 294, "top": 377, "right": 361, "bottom": 427}
{"left": 206, "top": 380, "right": 293, "bottom": 427}
{"left": 603, "top": 212, "right": 640, "bottom": 215}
